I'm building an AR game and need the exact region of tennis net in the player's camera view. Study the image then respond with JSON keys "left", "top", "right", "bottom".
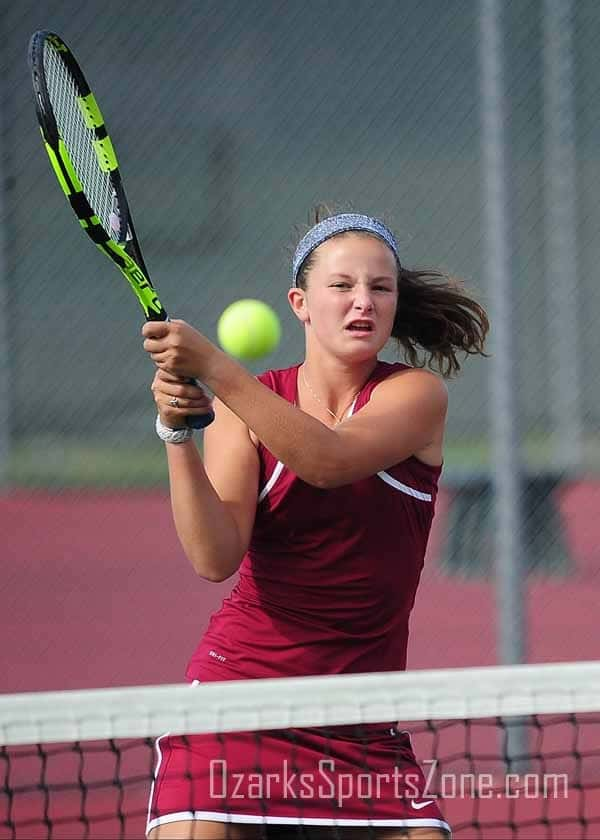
{"left": 1, "top": 661, "right": 599, "bottom": 839}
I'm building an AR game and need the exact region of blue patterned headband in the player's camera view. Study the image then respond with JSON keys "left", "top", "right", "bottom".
{"left": 292, "top": 213, "right": 400, "bottom": 286}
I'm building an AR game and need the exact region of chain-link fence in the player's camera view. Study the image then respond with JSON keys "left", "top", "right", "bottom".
{"left": 1, "top": 1, "right": 598, "bottom": 688}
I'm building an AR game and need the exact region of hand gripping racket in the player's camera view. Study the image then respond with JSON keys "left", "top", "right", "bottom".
{"left": 28, "top": 31, "right": 214, "bottom": 429}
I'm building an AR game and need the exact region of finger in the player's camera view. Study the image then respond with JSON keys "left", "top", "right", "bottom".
{"left": 163, "top": 396, "right": 212, "bottom": 411}
{"left": 148, "top": 350, "right": 172, "bottom": 366}
{"left": 142, "top": 321, "right": 170, "bottom": 339}
{"left": 155, "top": 369, "right": 190, "bottom": 385}
{"left": 159, "top": 386, "right": 211, "bottom": 404}
{"left": 163, "top": 371, "right": 203, "bottom": 391}
{"left": 160, "top": 381, "right": 209, "bottom": 399}
{"left": 161, "top": 380, "right": 211, "bottom": 400}
{"left": 143, "top": 337, "right": 167, "bottom": 354}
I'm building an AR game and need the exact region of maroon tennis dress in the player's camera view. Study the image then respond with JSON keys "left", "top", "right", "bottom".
{"left": 147, "top": 362, "right": 449, "bottom": 836}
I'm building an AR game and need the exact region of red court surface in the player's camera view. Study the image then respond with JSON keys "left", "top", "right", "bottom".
{"left": 1, "top": 483, "right": 599, "bottom": 838}
{"left": 2, "top": 482, "right": 598, "bottom": 693}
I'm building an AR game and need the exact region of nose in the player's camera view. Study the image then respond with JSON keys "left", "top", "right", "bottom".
{"left": 353, "top": 288, "right": 374, "bottom": 312}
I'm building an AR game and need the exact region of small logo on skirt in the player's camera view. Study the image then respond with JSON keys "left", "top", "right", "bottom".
{"left": 209, "top": 649, "right": 227, "bottom": 662}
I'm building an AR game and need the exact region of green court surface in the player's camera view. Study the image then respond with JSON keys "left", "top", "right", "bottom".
{"left": 4, "top": 435, "right": 599, "bottom": 488}
{"left": 5, "top": 438, "right": 169, "bottom": 488}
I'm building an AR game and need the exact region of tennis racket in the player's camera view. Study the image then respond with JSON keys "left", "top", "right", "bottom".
{"left": 28, "top": 30, "right": 214, "bottom": 430}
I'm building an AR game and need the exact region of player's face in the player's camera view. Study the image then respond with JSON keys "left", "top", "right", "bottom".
{"left": 300, "top": 233, "right": 398, "bottom": 360}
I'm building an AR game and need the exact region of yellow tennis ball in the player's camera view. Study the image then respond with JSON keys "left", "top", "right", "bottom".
{"left": 217, "top": 299, "right": 281, "bottom": 360}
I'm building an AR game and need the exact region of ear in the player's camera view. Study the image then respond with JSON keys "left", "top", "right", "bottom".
{"left": 288, "top": 287, "right": 310, "bottom": 324}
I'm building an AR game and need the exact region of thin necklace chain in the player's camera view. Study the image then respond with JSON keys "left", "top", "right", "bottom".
{"left": 301, "top": 366, "right": 361, "bottom": 426}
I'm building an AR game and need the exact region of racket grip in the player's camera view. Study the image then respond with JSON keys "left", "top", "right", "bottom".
{"left": 187, "top": 408, "right": 215, "bottom": 430}
{"left": 185, "top": 377, "right": 215, "bottom": 429}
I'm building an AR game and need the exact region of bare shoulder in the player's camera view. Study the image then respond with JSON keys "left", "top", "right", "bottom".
{"left": 371, "top": 366, "right": 448, "bottom": 412}
{"left": 362, "top": 367, "right": 446, "bottom": 468}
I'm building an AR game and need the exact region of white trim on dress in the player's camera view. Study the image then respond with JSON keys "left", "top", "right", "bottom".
{"left": 147, "top": 810, "right": 451, "bottom": 834}
{"left": 256, "top": 394, "right": 432, "bottom": 504}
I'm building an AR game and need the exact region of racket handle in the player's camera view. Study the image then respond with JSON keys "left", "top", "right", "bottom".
{"left": 185, "top": 378, "right": 215, "bottom": 429}
{"left": 187, "top": 407, "right": 215, "bottom": 429}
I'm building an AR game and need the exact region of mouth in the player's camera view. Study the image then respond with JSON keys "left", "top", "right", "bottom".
{"left": 345, "top": 320, "right": 375, "bottom": 333}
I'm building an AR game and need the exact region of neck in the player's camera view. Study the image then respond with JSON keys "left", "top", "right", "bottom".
{"left": 300, "top": 355, "right": 378, "bottom": 423}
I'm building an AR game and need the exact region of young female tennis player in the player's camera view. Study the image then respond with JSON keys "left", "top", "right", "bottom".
{"left": 142, "top": 209, "right": 488, "bottom": 840}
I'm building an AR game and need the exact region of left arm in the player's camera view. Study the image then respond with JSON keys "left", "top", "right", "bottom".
{"left": 143, "top": 320, "right": 447, "bottom": 488}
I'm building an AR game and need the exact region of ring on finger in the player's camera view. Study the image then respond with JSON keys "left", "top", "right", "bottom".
{"left": 168, "top": 397, "right": 180, "bottom": 408}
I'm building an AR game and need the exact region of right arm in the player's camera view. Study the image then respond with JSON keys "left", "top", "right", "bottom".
{"left": 153, "top": 371, "right": 259, "bottom": 582}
